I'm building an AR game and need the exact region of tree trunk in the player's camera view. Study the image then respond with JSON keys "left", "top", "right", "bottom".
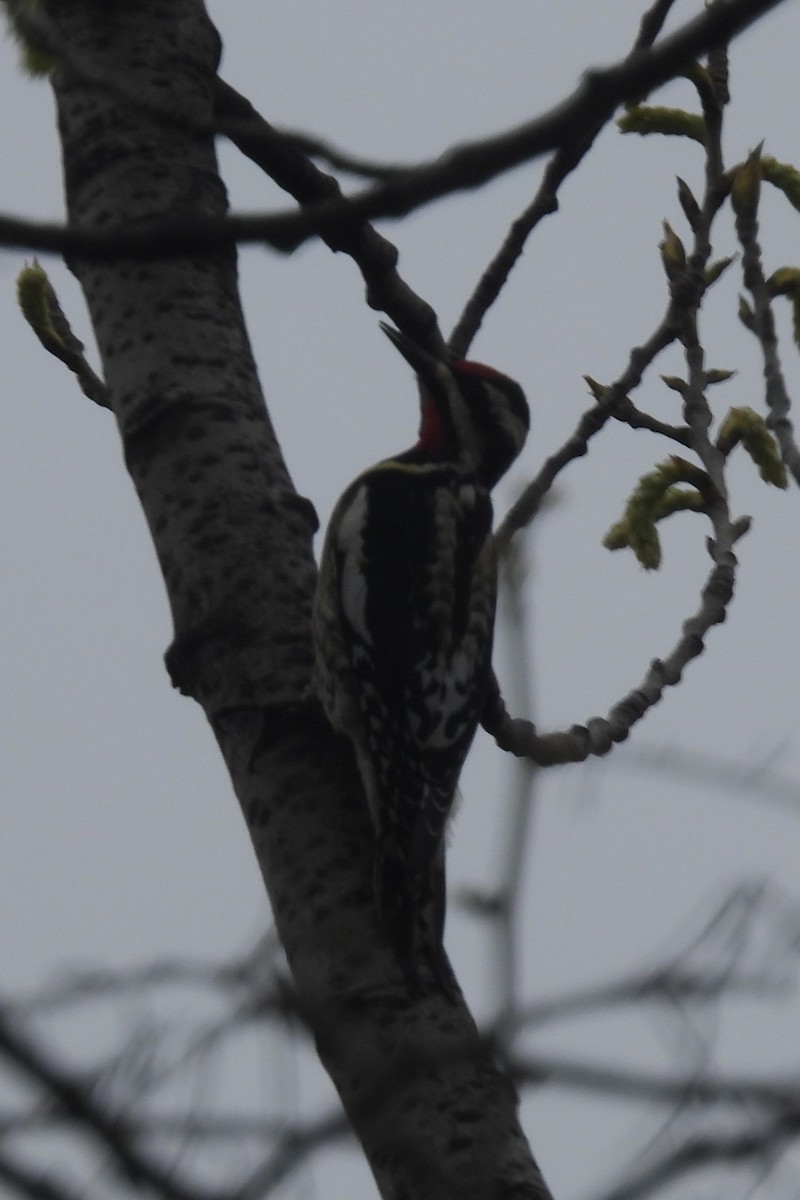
{"left": 45, "top": 2, "right": 553, "bottom": 1195}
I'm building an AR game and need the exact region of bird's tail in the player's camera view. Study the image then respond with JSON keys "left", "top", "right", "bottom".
{"left": 375, "top": 780, "right": 460, "bottom": 997}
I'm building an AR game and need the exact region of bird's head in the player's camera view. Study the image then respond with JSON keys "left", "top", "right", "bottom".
{"left": 381, "top": 323, "right": 529, "bottom": 488}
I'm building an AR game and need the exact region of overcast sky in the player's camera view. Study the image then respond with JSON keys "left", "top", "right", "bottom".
{"left": 2, "top": 3, "right": 800, "bottom": 1196}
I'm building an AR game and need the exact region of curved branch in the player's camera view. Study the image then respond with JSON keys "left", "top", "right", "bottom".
{"left": 485, "top": 36, "right": 755, "bottom": 765}
{"left": 0, "top": 0, "right": 788, "bottom": 261}
{"left": 484, "top": 549, "right": 740, "bottom": 766}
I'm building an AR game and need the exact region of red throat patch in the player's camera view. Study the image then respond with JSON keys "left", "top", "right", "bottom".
{"left": 416, "top": 392, "right": 450, "bottom": 455}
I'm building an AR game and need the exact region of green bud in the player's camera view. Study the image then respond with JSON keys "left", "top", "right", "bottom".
{"left": 765, "top": 269, "right": 800, "bottom": 349}
{"left": 659, "top": 221, "right": 686, "bottom": 280}
{"left": 16, "top": 260, "right": 64, "bottom": 354}
{"left": 660, "top": 375, "right": 688, "bottom": 395}
{"left": 767, "top": 267, "right": 800, "bottom": 297}
{"left": 583, "top": 376, "right": 607, "bottom": 401}
{"left": 703, "top": 368, "right": 737, "bottom": 386}
{"left": 628, "top": 524, "right": 662, "bottom": 571}
{"left": 731, "top": 145, "right": 763, "bottom": 218}
{"left": 653, "top": 487, "right": 706, "bottom": 520}
{"left": 618, "top": 106, "right": 706, "bottom": 145}
{"left": 5, "top": 0, "right": 58, "bottom": 77}
{"left": 737, "top": 295, "right": 757, "bottom": 333}
{"left": 604, "top": 458, "right": 710, "bottom": 570}
{"left": 602, "top": 521, "right": 628, "bottom": 552}
{"left": 761, "top": 156, "right": 800, "bottom": 213}
{"left": 705, "top": 256, "right": 735, "bottom": 287}
{"left": 717, "top": 406, "right": 787, "bottom": 488}
{"left": 677, "top": 177, "right": 701, "bottom": 231}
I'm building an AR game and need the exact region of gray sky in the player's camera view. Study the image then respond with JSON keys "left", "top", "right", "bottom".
{"left": 2, "top": 2, "right": 800, "bottom": 1196}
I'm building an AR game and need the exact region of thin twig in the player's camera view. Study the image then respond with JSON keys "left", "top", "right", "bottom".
{"left": 587, "top": 1116, "right": 800, "bottom": 1200}
{"left": 484, "top": 31, "right": 751, "bottom": 764}
{"left": 451, "top": 0, "right": 689, "bottom": 355}
{"left": 734, "top": 163, "right": 800, "bottom": 483}
{"left": 0, "top": 1008, "right": 224, "bottom": 1200}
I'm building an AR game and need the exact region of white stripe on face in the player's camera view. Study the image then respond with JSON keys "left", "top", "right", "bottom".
{"left": 484, "top": 380, "right": 528, "bottom": 458}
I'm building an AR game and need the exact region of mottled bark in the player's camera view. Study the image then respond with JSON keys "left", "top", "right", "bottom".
{"left": 46, "top": 2, "right": 553, "bottom": 1196}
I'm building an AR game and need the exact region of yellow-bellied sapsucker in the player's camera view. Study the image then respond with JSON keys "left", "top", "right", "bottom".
{"left": 312, "top": 325, "right": 529, "bottom": 986}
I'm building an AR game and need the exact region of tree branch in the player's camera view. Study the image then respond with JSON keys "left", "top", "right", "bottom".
{"left": 0, "top": 0, "right": 788, "bottom": 261}
{"left": 41, "top": 3, "right": 555, "bottom": 1197}
{"left": 588, "top": 1115, "right": 800, "bottom": 1200}
{"left": 0, "top": 1007, "right": 216, "bottom": 1200}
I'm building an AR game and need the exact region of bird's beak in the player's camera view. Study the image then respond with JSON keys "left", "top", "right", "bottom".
{"left": 380, "top": 323, "right": 443, "bottom": 381}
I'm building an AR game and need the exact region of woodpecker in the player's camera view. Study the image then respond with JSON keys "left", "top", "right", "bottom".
{"left": 312, "top": 324, "right": 529, "bottom": 988}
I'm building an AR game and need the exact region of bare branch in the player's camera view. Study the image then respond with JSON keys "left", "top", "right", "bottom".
{"left": 0, "top": 1007, "right": 223, "bottom": 1200}
{"left": 0, "top": 0, "right": 788, "bottom": 261}
{"left": 515, "top": 963, "right": 790, "bottom": 1031}
{"left": 587, "top": 1116, "right": 800, "bottom": 1200}
{"left": 514, "top": 1052, "right": 800, "bottom": 1109}
{"left": 618, "top": 741, "right": 800, "bottom": 812}
{"left": 485, "top": 37, "right": 755, "bottom": 764}
{"left": 451, "top": 0, "right": 688, "bottom": 354}
{"left": 633, "top": 0, "right": 683, "bottom": 52}
{"left": 267, "top": 127, "right": 410, "bottom": 181}
{"left": 214, "top": 78, "right": 446, "bottom": 354}
{"left": 236, "top": 1111, "right": 351, "bottom": 1200}
{"left": 0, "top": 1149, "right": 90, "bottom": 1200}
{"left": 734, "top": 155, "right": 800, "bottom": 483}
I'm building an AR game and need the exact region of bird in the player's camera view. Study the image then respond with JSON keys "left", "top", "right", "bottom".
{"left": 312, "top": 323, "right": 529, "bottom": 989}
